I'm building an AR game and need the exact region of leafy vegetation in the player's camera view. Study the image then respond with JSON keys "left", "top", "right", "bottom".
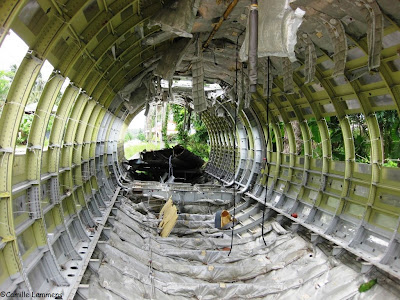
{"left": 307, "top": 115, "right": 370, "bottom": 162}
{"left": 124, "top": 131, "right": 134, "bottom": 142}
{"left": 0, "top": 65, "right": 16, "bottom": 115}
{"left": 171, "top": 104, "right": 189, "bottom": 146}
{"left": 348, "top": 114, "right": 371, "bottom": 163}
{"left": 170, "top": 104, "right": 210, "bottom": 161}
{"left": 327, "top": 116, "right": 345, "bottom": 161}
{"left": 137, "top": 129, "right": 146, "bottom": 142}
{"left": 17, "top": 114, "right": 34, "bottom": 145}
{"left": 27, "top": 71, "right": 45, "bottom": 105}
{"left": 376, "top": 110, "right": 400, "bottom": 167}
{"left": 162, "top": 104, "right": 170, "bottom": 148}
{"left": 1, "top": 62, "right": 398, "bottom": 167}
{"left": 0, "top": 64, "right": 56, "bottom": 145}
{"left": 124, "top": 128, "right": 146, "bottom": 143}
{"left": 307, "top": 118, "right": 323, "bottom": 158}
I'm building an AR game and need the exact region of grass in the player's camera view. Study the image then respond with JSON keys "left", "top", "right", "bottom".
{"left": 124, "top": 142, "right": 160, "bottom": 159}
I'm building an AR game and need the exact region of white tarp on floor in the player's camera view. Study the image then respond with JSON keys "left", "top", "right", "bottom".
{"left": 87, "top": 195, "right": 399, "bottom": 299}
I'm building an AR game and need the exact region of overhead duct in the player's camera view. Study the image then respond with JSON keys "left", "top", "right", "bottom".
{"left": 240, "top": 0, "right": 305, "bottom": 63}
{"left": 248, "top": 0, "right": 258, "bottom": 93}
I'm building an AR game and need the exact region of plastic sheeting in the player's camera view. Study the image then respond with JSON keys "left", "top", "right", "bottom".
{"left": 88, "top": 195, "right": 400, "bottom": 300}
{"left": 111, "top": 220, "right": 286, "bottom": 264}
{"left": 240, "top": 0, "right": 305, "bottom": 63}
{"left": 105, "top": 231, "right": 275, "bottom": 282}
{"left": 88, "top": 276, "right": 125, "bottom": 300}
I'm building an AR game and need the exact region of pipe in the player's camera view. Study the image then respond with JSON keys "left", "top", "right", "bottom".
{"left": 248, "top": 0, "right": 258, "bottom": 93}
{"left": 202, "top": 0, "right": 240, "bottom": 51}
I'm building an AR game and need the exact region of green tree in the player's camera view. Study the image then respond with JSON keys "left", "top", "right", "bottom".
{"left": 162, "top": 104, "right": 170, "bottom": 148}
{"left": 55, "top": 89, "right": 63, "bottom": 106}
{"left": 28, "top": 72, "right": 45, "bottom": 104}
{"left": 348, "top": 114, "right": 370, "bottom": 163}
{"left": 9, "top": 64, "right": 17, "bottom": 80}
{"left": 307, "top": 118, "right": 322, "bottom": 158}
{"left": 171, "top": 104, "right": 210, "bottom": 161}
{"left": 326, "top": 116, "right": 345, "bottom": 161}
{"left": 15, "top": 69, "right": 48, "bottom": 145}
{"left": 17, "top": 114, "right": 34, "bottom": 145}
{"left": 0, "top": 71, "right": 12, "bottom": 101}
{"left": 171, "top": 104, "right": 189, "bottom": 146}
{"left": 137, "top": 129, "right": 146, "bottom": 142}
{"left": 0, "top": 67, "right": 16, "bottom": 115}
{"left": 124, "top": 131, "right": 134, "bottom": 142}
{"left": 376, "top": 110, "right": 400, "bottom": 167}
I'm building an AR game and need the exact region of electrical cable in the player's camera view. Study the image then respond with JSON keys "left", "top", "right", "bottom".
{"left": 228, "top": 29, "right": 245, "bottom": 257}
{"left": 261, "top": 56, "right": 271, "bottom": 246}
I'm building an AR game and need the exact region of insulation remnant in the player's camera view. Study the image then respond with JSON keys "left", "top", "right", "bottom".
{"left": 159, "top": 198, "right": 178, "bottom": 237}
{"left": 317, "top": 14, "right": 347, "bottom": 77}
{"left": 262, "top": 57, "right": 273, "bottom": 97}
{"left": 301, "top": 33, "right": 317, "bottom": 84}
{"left": 240, "top": 0, "right": 305, "bottom": 63}
{"left": 237, "top": 65, "right": 245, "bottom": 112}
{"left": 301, "top": 6, "right": 347, "bottom": 77}
{"left": 143, "top": 31, "right": 177, "bottom": 46}
{"left": 150, "top": 0, "right": 200, "bottom": 38}
{"left": 282, "top": 57, "right": 294, "bottom": 94}
{"left": 155, "top": 38, "right": 193, "bottom": 81}
{"left": 192, "top": 39, "right": 208, "bottom": 113}
{"left": 118, "top": 66, "right": 157, "bottom": 102}
{"left": 216, "top": 107, "right": 225, "bottom": 118}
{"left": 355, "top": 0, "right": 383, "bottom": 70}
{"left": 244, "top": 69, "right": 251, "bottom": 108}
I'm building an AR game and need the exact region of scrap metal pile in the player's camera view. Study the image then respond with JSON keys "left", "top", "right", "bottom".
{"left": 127, "top": 145, "right": 206, "bottom": 183}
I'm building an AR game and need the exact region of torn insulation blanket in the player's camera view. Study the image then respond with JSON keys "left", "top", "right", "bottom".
{"left": 155, "top": 38, "right": 193, "bottom": 81}
{"left": 240, "top": 0, "right": 305, "bottom": 63}
{"left": 118, "top": 65, "right": 157, "bottom": 102}
{"left": 150, "top": 0, "right": 200, "bottom": 38}
{"left": 192, "top": 52, "right": 208, "bottom": 113}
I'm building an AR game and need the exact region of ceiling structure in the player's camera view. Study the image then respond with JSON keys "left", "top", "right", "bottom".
{"left": 0, "top": 0, "right": 400, "bottom": 298}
